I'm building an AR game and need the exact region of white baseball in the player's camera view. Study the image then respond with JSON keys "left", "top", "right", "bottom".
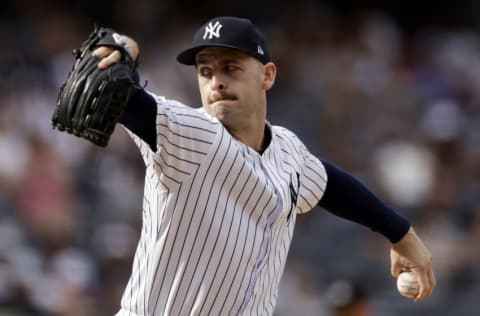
{"left": 397, "top": 271, "right": 419, "bottom": 299}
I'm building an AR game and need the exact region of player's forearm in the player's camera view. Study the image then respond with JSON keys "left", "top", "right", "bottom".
{"left": 120, "top": 87, "right": 157, "bottom": 150}
{"left": 318, "top": 160, "right": 410, "bottom": 243}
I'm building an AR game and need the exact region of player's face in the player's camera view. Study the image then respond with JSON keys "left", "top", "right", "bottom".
{"left": 195, "top": 47, "right": 275, "bottom": 129}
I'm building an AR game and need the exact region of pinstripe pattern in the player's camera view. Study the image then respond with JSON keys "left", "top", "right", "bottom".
{"left": 116, "top": 93, "right": 327, "bottom": 316}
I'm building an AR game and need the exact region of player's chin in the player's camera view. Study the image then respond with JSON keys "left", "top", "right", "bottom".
{"left": 212, "top": 111, "right": 229, "bottom": 124}
{"left": 212, "top": 109, "right": 236, "bottom": 127}
{"left": 210, "top": 101, "right": 233, "bottom": 115}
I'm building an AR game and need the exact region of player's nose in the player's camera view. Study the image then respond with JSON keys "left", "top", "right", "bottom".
{"left": 210, "top": 74, "right": 226, "bottom": 91}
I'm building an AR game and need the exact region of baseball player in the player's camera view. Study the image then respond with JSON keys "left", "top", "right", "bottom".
{"left": 92, "top": 16, "right": 436, "bottom": 316}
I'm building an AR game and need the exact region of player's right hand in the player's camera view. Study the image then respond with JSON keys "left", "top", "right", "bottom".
{"left": 390, "top": 227, "right": 436, "bottom": 302}
{"left": 92, "top": 34, "right": 139, "bottom": 69}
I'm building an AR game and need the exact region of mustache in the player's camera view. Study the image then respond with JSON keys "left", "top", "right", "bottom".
{"left": 209, "top": 92, "right": 237, "bottom": 103}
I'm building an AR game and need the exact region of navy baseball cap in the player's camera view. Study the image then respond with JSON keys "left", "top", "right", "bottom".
{"left": 176, "top": 16, "right": 270, "bottom": 65}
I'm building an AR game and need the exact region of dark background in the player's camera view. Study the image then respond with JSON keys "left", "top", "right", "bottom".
{"left": 1, "top": 1, "right": 479, "bottom": 315}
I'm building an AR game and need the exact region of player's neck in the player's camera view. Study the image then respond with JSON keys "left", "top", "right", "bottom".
{"left": 227, "top": 120, "right": 267, "bottom": 152}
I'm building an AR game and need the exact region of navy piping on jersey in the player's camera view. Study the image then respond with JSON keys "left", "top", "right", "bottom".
{"left": 120, "top": 87, "right": 410, "bottom": 243}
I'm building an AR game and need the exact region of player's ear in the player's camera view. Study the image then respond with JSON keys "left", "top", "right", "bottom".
{"left": 262, "top": 62, "right": 276, "bottom": 91}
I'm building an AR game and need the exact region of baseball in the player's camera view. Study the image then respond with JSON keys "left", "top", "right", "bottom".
{"left": 397, "top": 271, "right": 419, "bottom": 299}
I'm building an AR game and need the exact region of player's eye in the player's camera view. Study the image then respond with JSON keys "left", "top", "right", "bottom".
{"left": 199, "top": 67, "right": 212, "bottom": 78}
{"left": 224, "top": 65, "right": 238, "bottom": 72}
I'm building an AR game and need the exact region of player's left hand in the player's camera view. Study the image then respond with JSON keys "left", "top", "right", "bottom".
{"left": 92, "top": 34, "right": 140, "bottom": 69}
{"left": 52, "top": 27, "right": 137, "bottom": 147}
{"left": 390, "top": 227, "right": 436, "bottom": 302}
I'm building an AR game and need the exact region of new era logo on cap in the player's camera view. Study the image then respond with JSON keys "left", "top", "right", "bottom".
{"left": 177, "top": 16, "right": 271, "bottom": 65}
{"left": 257, "top": 45, "right": 264, "bottom": 55}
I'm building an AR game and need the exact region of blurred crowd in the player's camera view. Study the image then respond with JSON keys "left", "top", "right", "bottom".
{"left": 1, "top": 0, "right": 479, "bottom": 315}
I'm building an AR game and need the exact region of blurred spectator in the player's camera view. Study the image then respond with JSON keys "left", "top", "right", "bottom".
{"left": 325, "top": 279, "right": 372, "bottom": 316}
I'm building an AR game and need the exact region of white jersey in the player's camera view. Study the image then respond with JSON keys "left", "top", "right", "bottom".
{"left": 116, "top": 93, "right": 327, "bottom": 316}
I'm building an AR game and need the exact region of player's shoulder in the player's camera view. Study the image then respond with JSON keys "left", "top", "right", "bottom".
{"left": 271, "top": 125, "right": 304, "bottom": 147}
{"left": 270, "top": 124, "right": 310, "bottom": 162}
{"left": 147, "top": 90, "right": 219, "bottom": 125}
{"left": 148, "top": 91, "right": 194, "bottom": 113}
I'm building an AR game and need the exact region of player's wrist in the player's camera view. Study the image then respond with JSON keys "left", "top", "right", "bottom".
{"left": 392, "top": 226, "right": 416, "bottom": 247}
{"left": 391, "top": 225, "right": 413, "bottom": 245}
{"left": 391, "top": 227, "right": 432, "bottom": 267}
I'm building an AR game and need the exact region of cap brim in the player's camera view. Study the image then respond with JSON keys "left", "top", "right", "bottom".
{"left": 176, "top": 46, "right": 206, "bottom": 65}
{"left": 176, "top": 43, "right": 262, "bottom": 65}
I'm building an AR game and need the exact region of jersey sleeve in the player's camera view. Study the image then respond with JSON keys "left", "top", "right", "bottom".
{"left": 275, "top": 127, "right": 328, "bottom": 214}
{"left": 126, "top": 90, "right": 221, "bottom": 186}
{"left": 296, "top": 143, "right": 328, "bottom": 214}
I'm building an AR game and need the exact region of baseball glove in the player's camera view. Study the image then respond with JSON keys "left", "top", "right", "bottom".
{"left": 52, "top": 26, "right": 136, "bottom": 147}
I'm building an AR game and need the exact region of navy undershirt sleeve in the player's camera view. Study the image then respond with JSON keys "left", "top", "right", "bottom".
{"left": 119, "top": 87, "right": 157, "bottom": 151}
{"left": 318, "top": 160, "right": 410, "bottom": 243}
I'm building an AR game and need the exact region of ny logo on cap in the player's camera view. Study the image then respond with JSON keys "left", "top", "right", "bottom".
{"left": 203, "top": 21, "right": 223, "bottom": 40}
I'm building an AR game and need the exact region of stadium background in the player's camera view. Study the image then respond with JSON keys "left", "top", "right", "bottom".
{"left": 1, "top": 0, "right": 479, "bottom": 315}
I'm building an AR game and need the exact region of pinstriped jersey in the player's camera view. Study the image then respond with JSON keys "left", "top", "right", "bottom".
{"left": 116, "top": 92, "right": 327, "bottom": 316}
